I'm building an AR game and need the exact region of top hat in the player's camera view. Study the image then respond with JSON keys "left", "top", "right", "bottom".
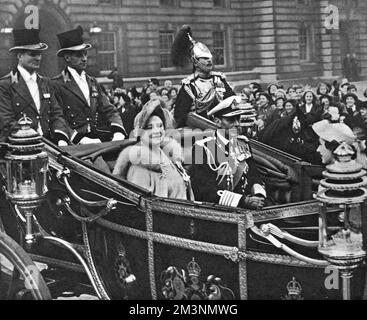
{"left": 208, "top": 96, "right": 246, "bottom": 118}
{"left": 9, "top": 29, "right": 48, "bottom": 52}
{"left": 56, "top": 26, "right": 92, "bottom": 57}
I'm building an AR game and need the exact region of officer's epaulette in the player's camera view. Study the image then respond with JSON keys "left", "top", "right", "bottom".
{"left": 211, "top": 71, "right": 226, "bottom": 79}
{"left": 237, "top": 135, "right": 249, "bottom": 143}
{"left": 181, "top": 74, "right": 196, "bottom": 85}
{"left": 195, "top": 136, "right": 215, "bottom": 147}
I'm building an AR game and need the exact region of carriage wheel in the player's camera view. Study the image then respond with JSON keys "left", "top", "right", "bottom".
{"left": 0, "top": 232, "right": 51, "bottom": 300}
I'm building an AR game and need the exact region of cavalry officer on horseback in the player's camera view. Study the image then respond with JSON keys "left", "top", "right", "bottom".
{"left": 189, "top": 96, "right": 266, "bottom": 210}
{"left": 51, "top": 26, "right": 126, "bottom": 145}
{"left": 0, "top": 28, "right": 70, "bottom": 145}
{"left": 172, "top": 25, "right": 235, "bottom": 128}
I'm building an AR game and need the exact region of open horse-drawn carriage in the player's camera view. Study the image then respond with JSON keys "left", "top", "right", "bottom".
{"left": 0, "top": 116, "right": 366, "bottom": 300}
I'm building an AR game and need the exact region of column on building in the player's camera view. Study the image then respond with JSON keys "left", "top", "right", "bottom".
{"left": 319, "top": 0, "right": 335, "bottom": 79}
{"left": 242, "top": 0, "right": 277, "bottom": 82}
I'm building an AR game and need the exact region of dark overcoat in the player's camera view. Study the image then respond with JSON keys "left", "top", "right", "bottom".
{"left": 0, "top": 69, "right": 70, "bottom": 143}
{"left": 51, "top": 68, "right": 125, "bottom": 143}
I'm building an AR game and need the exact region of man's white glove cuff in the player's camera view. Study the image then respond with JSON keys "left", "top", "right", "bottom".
{"left": 252, "top": 184, "right": 266, "bottom": 198}
{"left": 218, "top": 190, "right": 242, "bottom": 207}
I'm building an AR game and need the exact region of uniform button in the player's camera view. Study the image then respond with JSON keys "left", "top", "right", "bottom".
{"left": 71, "top": 114, "right": 74, "bottom": 118}
{"left": 67, "top": 106, "right": 70, "bottom": 109}
{"left": 73, "top": 122, "right": 76, "bottom": 125}
{"left": 86, "top": 118, "right": 90, "bottom": 121}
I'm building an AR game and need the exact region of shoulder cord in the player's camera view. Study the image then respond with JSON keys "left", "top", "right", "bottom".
{"left": 201, "top": 143, "right": 231, "bottom": 186}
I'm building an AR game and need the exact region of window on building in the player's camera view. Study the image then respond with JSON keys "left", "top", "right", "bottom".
{"left": 99, "top": 0, "right": 115, "bottom": 4}
{"left": 213, "top": 0, "right": 226, "bottom": 8}
{"left": 299, "top": 24, "right": 315, "bottom": 62}
{"left": 213, "top": 30, "right": 226, "bottom": 66}
{"left": 160, "top": 0, "right": 177, "bottom": 6}
{"left": 159, "top": 31, "right": 174, "bottom": 69}
{"left": 296, "top": 0, "right": 313, "bottom": 5}
{"left": 96, "top": 32, "right": 117, "bottom": 72}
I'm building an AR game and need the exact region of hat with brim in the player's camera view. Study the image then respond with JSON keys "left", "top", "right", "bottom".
{"left": 208, "top": 96, "right": 246, "bottom": 118}
{"left": 133, "top": 99, "right": 174, "bottom": 133}
{"left": 9, "top": 29, "right": 48, "bottom": 52}
{"left": 56, "top": 25, "right": 92, "bottom": 57}
{"left": 258, "top": 92, "right": 274, "bottom": 105}
{"left": 342, "top": 93, "right": 358, "bottom": 104}
{"left": 312, "top": 120, "right": 356, "bottom": 144}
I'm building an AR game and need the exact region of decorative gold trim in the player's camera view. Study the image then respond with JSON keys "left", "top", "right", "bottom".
{"left": 90, "top": 214, "right": 325, "bottom": 269}
{"left": 145, "top": 200, "right": 157, "bottom": 300}
{"left": 238, "top": 219, "right": 248, "bottom": 300}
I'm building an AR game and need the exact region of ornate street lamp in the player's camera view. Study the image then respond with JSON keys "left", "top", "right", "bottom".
{"left": 316, "top": 142, "right": 367, "bottom": 300}
{"left": 4, "top": 115, "right": 48, "bottom": 246}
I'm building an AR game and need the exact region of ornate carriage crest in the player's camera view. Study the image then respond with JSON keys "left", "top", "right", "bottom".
{"left": 160, "top": 258, "right": 235, "bottom": 300}
{"left": 114, "top": 242, "right": 136, "bottom": 290}
{"left": 281, "top": 277, "right": 304, "bottom": 300}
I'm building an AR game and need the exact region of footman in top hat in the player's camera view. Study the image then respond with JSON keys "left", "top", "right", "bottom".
{"left": 188, "top": 96, "right": 266, "bottom": 209}
{"left": 0, "top": 28, "right": 70, "bottom": 144}
{"left": 51, "top": 26, "right": 126, "bottom": 145}
{"left": 172, "top": 25, "right": 235, "bottom": 128}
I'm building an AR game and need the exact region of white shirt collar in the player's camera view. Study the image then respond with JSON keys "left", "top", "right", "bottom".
{"left": 18, "top": 65, "right": 37, "bottom": 82}
{"left": 68, "top": 66, "right": 86, "bottom": 81}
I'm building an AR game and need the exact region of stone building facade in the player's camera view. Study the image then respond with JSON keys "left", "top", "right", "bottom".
{"left": 0, "top": 0, "right": 365, "bottom": 84}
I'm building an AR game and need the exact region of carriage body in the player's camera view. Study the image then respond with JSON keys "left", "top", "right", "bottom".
{"left": 0, "top": 135, "right": 365, "bottom": 300}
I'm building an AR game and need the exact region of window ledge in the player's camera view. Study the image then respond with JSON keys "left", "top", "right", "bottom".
{"left": 160, "top": 67, "right": 176, "bottom": 72}
{"left": 300, "top": 61, "right": 317, "bottom": 66}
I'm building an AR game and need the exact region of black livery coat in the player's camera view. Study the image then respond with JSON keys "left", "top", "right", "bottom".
{"left": 0, "top": 69, "right": 70, "bottom": 143}
{"left": 51, "top": 68, "right": 125, "bottom": 143}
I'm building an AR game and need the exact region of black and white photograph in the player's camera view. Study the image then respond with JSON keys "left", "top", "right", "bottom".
{"left": 0, "top": 0, "right": 367, "bottom": 306}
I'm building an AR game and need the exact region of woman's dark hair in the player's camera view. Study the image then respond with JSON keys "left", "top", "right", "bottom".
{"left": 324, "top": 140, "right": 357, "bottom": 160}
{"left": 267, "top": 84, "right": 278, "bottom": 95}
{"left": 301, "top": 90, "right": 317, "bottom": 105}
{"left": 319, "top": 94, "right": 332, "bottom": 106}
{"left": 284, "top": 99, "right": 297, "bottom": 109}
{"left": 129, "top": 86, "right": 141, "bottom": 99}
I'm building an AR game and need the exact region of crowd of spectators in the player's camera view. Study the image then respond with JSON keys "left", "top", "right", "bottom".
{"left": 102, "top": 78, "right": 179, "bottom": 136}
{"left": 102, "top": 74, "right": 367, "bottom": 165}
{"left": 236, "top": 78, "right": 367, "bottom": 164}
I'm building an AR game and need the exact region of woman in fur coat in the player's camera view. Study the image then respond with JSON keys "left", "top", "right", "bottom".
{"left": 113, "top": 99, "right": 193, "bottom": 200}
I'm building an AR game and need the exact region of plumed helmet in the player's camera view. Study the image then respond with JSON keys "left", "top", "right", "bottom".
{"left": 171, "top": 25, "right": 212, "bottom": 71}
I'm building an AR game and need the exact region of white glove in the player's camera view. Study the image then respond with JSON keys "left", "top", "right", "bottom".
{"left": 58, "top": 140, "right": 68, "bottom": 147}
{"left": 79, "top": 137, "right": 102, "bottom": 145}
{"left": 112, "top": 132, "right": 125, "bottom": 141}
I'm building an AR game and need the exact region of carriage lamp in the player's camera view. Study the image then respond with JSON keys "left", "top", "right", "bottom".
{"left": 4, "top": 115, "right": 48, "bottom": 246}
{"left": 316, "top": 142, "right": 367, "bottom": 300}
